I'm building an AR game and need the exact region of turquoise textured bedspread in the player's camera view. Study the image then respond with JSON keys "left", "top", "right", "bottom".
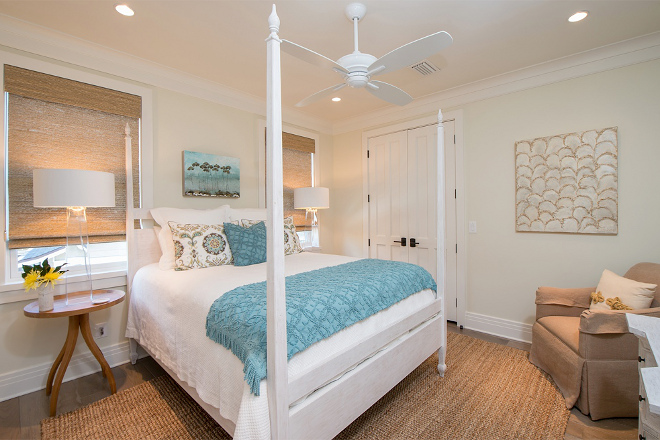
{"left": 206, "top": 258, "right": 437, "bottom": 395}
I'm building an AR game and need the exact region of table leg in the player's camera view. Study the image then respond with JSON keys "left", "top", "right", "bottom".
{"left": 79, "top": 314, "right": 116, "bottom": 394}
{"left": 46, "top": 343, "right": 66, "bottom": 396}
{"left": 50, "top": 316, "right": 79, "bottom": 417}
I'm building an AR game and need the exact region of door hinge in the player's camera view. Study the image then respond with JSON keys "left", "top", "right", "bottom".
{"left": 454, "top": 189, "right": 456, "bottom": 199}
{"left": 456, "top": 298, "right": 458, "bottom": 306}
{"left": 368, "top": 239, "right": 371, "bottom": 246}
{"left": 367, "top": 150, "right": 370, "bottom": 158}
{"left": 368, "top": 194, "right": 370, "bottom": 202}
{"left": 456, "top": 244, "right": 458, "bottom": 253}
{"left": 453, "top": 134, "right": 456, "bottom": 144}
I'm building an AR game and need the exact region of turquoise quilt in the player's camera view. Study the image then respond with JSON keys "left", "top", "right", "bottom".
{"left": 206, "top": 258, "right": 437, "bottom": 395}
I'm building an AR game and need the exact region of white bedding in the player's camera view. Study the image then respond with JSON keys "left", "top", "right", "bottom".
{"left": 125, "top": 252, "right": 435, "bottom": 439}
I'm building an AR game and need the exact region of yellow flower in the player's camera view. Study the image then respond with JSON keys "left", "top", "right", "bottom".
{"left": 42, "top": 268, "right": 63, "bottom": 286}
{"left": 23, "top": 270, "right": 42, "bottom": 291}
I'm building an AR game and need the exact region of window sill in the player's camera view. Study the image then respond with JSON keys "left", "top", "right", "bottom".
{"left": 0, "top": 269, "right": 127, "bottom": 305}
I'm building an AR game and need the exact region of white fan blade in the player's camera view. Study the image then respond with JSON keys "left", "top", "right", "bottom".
{"left": 282, "top": 40, "right": 349, "bottom": 74}
{"left": 365, "top": 81, "right": 413, "bottom": 106}
{"left": 368, "top": 31, "right": 453, "bottom": 76}
{"left": 295, "top": 83, "right": 347, "bottom": 107}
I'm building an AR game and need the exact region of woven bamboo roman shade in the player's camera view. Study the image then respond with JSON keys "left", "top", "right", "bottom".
{"left": 5, "top": 65, "right": 141, "bottom": 249}
{"left": 282, "top": 132, "right": 315, "bottom": 228}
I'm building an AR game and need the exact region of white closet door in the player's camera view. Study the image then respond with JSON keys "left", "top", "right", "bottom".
{"left": 368, "top": 130, "right": 409, "bottom": 263}
{"left": 367, "top": 121, "right": 457, "bottom": 321}
{"left": 407, "top": 125, "right": 437, "bottom": 280}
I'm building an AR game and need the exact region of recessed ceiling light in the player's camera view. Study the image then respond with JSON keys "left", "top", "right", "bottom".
{"left": 568, "top": 11, "right": 588, "bottom": 22}
{"left": 115, "top": 4, "right": 134, "bottom": 16}
{"left": 332, "top": 97, "right": 341, "bottom": 102}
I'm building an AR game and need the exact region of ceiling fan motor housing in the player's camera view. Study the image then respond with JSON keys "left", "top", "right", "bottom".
{"left": 338, "top": 52, "right": 377, "bottom": 88}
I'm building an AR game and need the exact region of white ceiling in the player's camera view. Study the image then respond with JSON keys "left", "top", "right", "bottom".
{"left": 1, "top": 0, "right": 659, "bottom": 124}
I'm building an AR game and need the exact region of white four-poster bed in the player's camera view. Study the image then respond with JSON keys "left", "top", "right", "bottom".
{"left": 125, "top": 5, "right": 447, "bottom": 439}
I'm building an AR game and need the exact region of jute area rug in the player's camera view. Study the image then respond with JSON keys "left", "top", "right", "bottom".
{"left": 41, "top": 333, "right": 569, "bottom": 440}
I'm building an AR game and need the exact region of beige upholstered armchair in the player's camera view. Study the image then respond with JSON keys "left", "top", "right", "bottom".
{"left": 529, "top": 262, "right": 660, "bottom": 420}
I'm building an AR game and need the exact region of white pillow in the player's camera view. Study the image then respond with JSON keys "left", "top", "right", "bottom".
{"left": 589, "top": 269, "right": 657, "bottom": 311}
{"left": 150, "top": 205, "right": 230, "bottom": 270}
{"left": 228, "top": 208, "right": 266, "bottom": 222}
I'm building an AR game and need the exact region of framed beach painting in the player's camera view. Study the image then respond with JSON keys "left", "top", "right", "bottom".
{"left": 183, "top": 150, "right": 240, "bottom": 198}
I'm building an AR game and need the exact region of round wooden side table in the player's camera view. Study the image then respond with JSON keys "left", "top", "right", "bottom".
{"left": 23, "top": 289, "right": 125, "bottom": 416}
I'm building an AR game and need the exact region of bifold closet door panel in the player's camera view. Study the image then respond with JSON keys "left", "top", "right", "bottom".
{"left": 407, "top": 125, "right": 438, "bottom": 281}
{"left": 368, "top": 130, "right": 409, "bottom": 263}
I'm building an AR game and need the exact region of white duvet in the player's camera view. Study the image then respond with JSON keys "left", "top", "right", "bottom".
{"left": 125, "top": 252, "right": 435, "bottom": 439}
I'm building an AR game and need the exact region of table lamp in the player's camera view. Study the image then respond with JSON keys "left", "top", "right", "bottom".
{"left": 33, "top": 169, "right": 115, "bottom": 304}
{"left": 294, "top": 187, "right": 329, "bottom": 248}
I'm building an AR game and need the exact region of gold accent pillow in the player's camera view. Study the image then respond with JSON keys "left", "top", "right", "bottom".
{"left": 240, "top": 216, "right": 304, "bottom": 255}
{"left": 589, "top": 269, "right": 657, "bottom": 311}
{"left": 168, "top": 222, "right": 236, "bottom": 270}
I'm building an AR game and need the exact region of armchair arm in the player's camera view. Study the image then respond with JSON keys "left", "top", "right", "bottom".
{"left": 579, "top": 307, "right": 660, "bottom": 335}
{"left": 535, "top": 286, "right": 594, "bottom": 320}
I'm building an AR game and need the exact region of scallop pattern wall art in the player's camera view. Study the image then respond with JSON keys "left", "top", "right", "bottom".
{"left": 515, "top": 127, "right": 618, "bottom": 234}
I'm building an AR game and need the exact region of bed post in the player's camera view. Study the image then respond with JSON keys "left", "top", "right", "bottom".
{"left": 437, "top": 109, "right": 447, "bottom": 376}
{"left": 266, "top": 5, "right": 289, "bottom": 439}
{"left": 124, "top": 123, "right": 139, "bottom": 365}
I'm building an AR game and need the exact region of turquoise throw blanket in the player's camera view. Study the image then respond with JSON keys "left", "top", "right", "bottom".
{"left": 206, "top": 259, "right": 437, "bottom": 395}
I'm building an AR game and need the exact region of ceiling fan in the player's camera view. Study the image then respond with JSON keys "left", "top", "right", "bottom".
{"left": 281, "top": 2, "right": 453, "bottom": 107}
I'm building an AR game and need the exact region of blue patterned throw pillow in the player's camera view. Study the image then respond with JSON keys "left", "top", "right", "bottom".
{"left": 224, "top": 221, "right": 267, "bottom": 266}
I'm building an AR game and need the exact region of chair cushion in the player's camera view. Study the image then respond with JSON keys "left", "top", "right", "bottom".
{"left": 537, "top": 316, "right": 580, "bottom": 354}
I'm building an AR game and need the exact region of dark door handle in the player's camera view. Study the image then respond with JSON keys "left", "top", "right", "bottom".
{"left": 393, "top": 238, "right": 406, "bottom": 246}
{"left": 639, "top": 356, "right": 646, "bottom": 363}
{"left": 640, "top": 394, "right": 646, "bottom": 402}
{"left": 410, "top": 238, "right": 417, "bottom": 247}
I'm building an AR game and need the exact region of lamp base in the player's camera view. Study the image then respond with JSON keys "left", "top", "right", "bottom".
{"left": 65, "top": 206, "right": 94, "bottom": 305}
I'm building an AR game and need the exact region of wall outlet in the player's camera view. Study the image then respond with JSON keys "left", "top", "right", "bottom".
{"left": 94, "top": 322, "right": 108, "bottom": 339}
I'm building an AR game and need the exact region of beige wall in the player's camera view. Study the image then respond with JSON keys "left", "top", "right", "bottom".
{"left": 153, "top": 88, "right": 262, "bottom": 210}
{"left": 328, "top": 59, "right": 660, "bottom": 326}
{"left": 328, "top": 130, "right": 363, "bottom": 256}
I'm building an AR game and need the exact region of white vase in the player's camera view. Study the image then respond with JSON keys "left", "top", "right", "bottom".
{"left": 37, "top": 285, "right": 54, "bottom": 312}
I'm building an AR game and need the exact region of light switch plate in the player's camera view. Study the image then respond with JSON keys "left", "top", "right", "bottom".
{"left": 468, "top": 221, "right": 477, "bottom": 233}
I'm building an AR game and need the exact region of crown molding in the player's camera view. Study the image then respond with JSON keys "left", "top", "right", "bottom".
{"left": 332, "top": 31, "right": 660, "bottom": 135}
{"left": 0, "top": 14, "right": 333, "bottom": 134}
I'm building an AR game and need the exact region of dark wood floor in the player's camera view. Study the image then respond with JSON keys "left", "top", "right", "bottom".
{"left": 0, "top": 324, "right": 637, "bottom": 439}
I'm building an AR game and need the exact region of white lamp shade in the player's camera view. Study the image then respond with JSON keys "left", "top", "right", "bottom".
{"left": 33, "top": 169, "right": 116, "bottom": 208}
{"left": 294, "top": 187, "right": 329, "bottom": 210}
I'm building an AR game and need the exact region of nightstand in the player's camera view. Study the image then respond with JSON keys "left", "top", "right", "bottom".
{"left": 627, "top": 313, "right": 660, "bottom": 440}
{"left": 24, "top": 289, "right": 125, "bottom": 416}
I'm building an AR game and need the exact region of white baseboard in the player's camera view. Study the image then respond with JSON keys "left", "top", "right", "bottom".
{"left": 464, "top": 312, "right": 533, "bottom": 344}
{"left": 0, "top": 339, "right": 148, "bottom": 402}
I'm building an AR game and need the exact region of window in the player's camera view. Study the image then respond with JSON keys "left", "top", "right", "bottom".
{"left": 282, "top": 132, "right": 317, "bottom": 247}
{"left": 259, "top": 126, "right": 320, "bottom": 249}
{"left": 4, "top": 65, "right": 141, "bottom": 282}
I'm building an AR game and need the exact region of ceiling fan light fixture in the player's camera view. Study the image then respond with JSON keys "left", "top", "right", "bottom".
{"left": 115, "top": 4, "right": 134, "bottom": 16}
{"left": 568, "top": 11, "right": 588, "bottom": 22}
{"left": 332, "top": 97, "right": 341, "bottom": 102}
